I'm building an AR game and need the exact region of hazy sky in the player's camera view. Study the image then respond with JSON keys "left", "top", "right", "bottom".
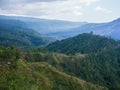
{"left": 0, "top": 0, "right": 120, "bottom": 22}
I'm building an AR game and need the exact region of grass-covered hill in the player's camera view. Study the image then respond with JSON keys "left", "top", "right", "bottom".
{"left": 0, "top": 47, "right": 107, "bottom": 90}
{"left": 25, "top": 49, "right": 120, "bottom": 90}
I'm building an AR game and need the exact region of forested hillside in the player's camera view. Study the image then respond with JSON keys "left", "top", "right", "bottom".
{"left": 1, "top": 32, "right": 120, "bottom": 90}
{"left": 0, "top": 46, "right": 107, "bottom": 90}
{"left": 46, "top": 33, "right": 120, "bottom": 90}
{"left": 0, "top": 19, "right": 53, "bottom": 47}
{"left": 47, "top": 33, "right": 119, "bottom": 54}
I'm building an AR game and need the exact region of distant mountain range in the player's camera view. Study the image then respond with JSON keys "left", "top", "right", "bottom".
{"left": 0, "top": 15, "right": 86, "bottom": 34}
{"left": 46, "top": 18, "right": 120, "bottom": 40}
{"left": 0, "top": 15, "right": 120, "bottom": 41}
{"left": 0, "top": 18, "right": 54, "bottom": 47}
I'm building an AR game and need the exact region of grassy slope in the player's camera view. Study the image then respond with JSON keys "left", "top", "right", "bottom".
{"left": 0, "top": 59, "right": 107, "bottom": 90}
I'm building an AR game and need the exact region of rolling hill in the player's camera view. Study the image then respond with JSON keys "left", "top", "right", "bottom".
{"left": 0, "top": 15, "right": 86, "bottom": 35}
{"left": 47, "top": 33, "right": 119, "bottom": 54}
{"left": 0, "top": 46, "right": 107, "bottom": 90}
{"left": 0, "top": 19, "right": 53, "bottom": 47}
{"left": 46, "top": 33, "right": 120, "bottom": 90}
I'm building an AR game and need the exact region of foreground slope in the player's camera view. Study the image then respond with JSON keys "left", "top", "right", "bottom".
{"left": 25, "top": 50, "right": 120, "bottom": 90}
{"left": 0, "top": 59, "right": 107, "bottom": 90}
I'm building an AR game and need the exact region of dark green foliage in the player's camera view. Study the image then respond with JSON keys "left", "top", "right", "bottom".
{"left": 0, "top": 33, "right": 120, "bottom": 90}
{"left": 47, "top": 33, "right": 118, "bottom": 55}
{"left": 0, "top": 46, "right": 22, "bottom": 60}
{"left": 46, "top": 33, "right": 120, "bottom": 90}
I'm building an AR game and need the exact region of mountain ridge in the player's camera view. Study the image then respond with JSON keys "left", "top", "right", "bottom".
{"left": 0, "top": 15, "right": 120, "bottom": 40}
{"left": 46, "top": 33, "right": 120, "bottom": 90}
{"left": 0, "top": 19, "right": 53, "bottom": 47}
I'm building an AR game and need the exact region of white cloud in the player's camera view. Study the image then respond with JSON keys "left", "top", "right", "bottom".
{"left": 79, "top": 0, "right": 99, "bottom": 5}
{"left": 95, "top": 6, "right": 112, "bottom": 14}
{"left": 0, "top": 0, "right": 100, "bottom": 21}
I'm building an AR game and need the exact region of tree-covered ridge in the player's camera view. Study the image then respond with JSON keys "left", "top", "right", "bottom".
{"left": 0, "top": 19, "right": 52, "bottom": 47}
{"left": 47, "top": 33, "right": 119, "bottom": 54}
{"left": 46, "top": 33, "right": 120, "bottom": 90}
{"left": 0, "top": 46, "right": 107, "bottom": 90}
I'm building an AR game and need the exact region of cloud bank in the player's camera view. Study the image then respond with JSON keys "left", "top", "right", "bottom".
{"left": 0, "top": 0, "right": 116, "bottom": 22}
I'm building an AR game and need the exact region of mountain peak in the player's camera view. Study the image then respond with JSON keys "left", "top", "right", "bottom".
{"left": 111, "top": 17, "right": 120, "bottom": 23}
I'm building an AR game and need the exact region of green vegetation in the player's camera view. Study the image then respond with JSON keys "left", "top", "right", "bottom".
{"left": 46, "top": 33, "right": 120, "bottom": 90}
{"left": 0, "top": 47, "right": 107, "bottom": 90}
{"left": 47, "top": 33, "right": 118, "bottom": 54}
{"left": 23, "top": 49, "right": 120, "bottom": 90}
{"left": 0, "top": 33, "right": 120, "bottom": 90}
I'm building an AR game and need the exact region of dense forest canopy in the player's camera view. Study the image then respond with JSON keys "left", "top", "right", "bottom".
{"left": 47, "top": 33, "right": 119, "bottom": 54}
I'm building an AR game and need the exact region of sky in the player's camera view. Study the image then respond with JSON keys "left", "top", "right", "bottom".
{"left": 0, "top": 0, "right": 120, "bottom": 22}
